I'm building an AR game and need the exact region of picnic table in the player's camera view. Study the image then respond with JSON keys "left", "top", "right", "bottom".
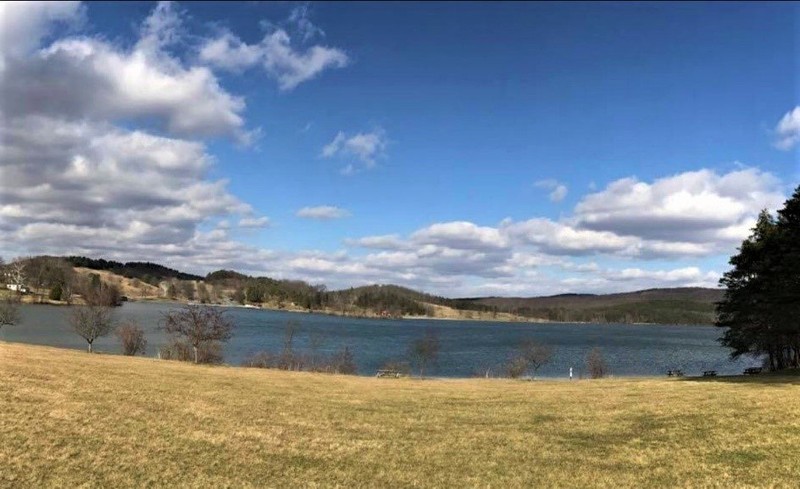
{"left": 702, "top": 370, "right": 717, "bottom": 377}
{"left": 376, "top": 369, "right": 402, "bottom": 378}
{"left": 666, "top": 369, "right": 684, "bottom": 377}
{"left": 743, "top": 367, "right": 763, "bottom": 375}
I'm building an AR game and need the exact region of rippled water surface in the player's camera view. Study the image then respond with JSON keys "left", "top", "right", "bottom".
{"left": 2, "top": 302, "right": 758, "bottom": 377}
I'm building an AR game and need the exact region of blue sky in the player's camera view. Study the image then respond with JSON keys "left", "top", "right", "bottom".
{"left": 1, "top": 2, "right": 798, "bottom": 296}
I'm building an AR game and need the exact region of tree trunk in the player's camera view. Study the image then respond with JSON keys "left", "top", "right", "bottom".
{"left": 88, "top": 341, "right": 93, "bottom": 354}
{"left": 193, "top": 345, "right": 199, "bottom": 364}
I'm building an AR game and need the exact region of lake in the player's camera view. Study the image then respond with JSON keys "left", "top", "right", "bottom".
{"left": 2, "top": 302, "right": 758, "bottom": 378}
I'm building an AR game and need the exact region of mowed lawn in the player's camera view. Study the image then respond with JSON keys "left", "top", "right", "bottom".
{"left": 1, "top": 343, "right": 799, "bottom": 488}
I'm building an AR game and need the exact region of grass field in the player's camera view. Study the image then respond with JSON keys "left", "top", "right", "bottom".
{"left": 1, "top": 342, "right": 799, "bottom": 488}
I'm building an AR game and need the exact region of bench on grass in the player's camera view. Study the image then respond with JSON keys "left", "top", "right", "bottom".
{"left": 667, "top": 369, "right": 684, "bottom": 377}
{"left": 376, "top": 369, "right": 402, "bottom": 378}
{"left": 702, "top": 370, "right": 717, "bottom": 377}
{"left": 743, "top": 367, "right": 763, "bottom": 375}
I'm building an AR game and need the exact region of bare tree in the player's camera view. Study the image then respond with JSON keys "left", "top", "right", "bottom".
{"left": 0, "top": 296, "right": 21, "bottom": 330}
{"left": 586, "top": 347, "right": 609, "bottom": 379}
{"left": 308, "top": 331, "right": 327, "bottom": 372}
{"left": 163, "top": 305, "right": 233, "bottom": 363}
{"left": 409, "top": 329, "right": 440, "bottom": 378}
{"left": 8, "top": 258, "right": 27, "bottom": 287}
{"left": 519, "top": 340, "right": 554, "bottom": 379}
{"left": 277, "top": 320, "right": 303, "bottom": 370}
{"left": 70, "top": 303, "right": 114, "bottom": 353}
{"left": 116, "top": 321, "right": 147, "bottom": 356}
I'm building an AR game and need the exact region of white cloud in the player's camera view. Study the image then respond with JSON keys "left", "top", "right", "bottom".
{"left": 321, "top": 129, "right": 388, "bottom": 173}
{"left": 535, "top": 179, "right": 568, "bottom": 202}
{"left": 1, "top": 2, "right": 247, "bottom": 140}
{"left": 198, "top": 7, "right": 348, "bottom": 91}
{"left": 238, "top": 216, "right": 271, "bottom": 228}
{"left": 296, "top": 206, "right": 350, "bottom": 220}
{"left": 198, "top": 32, "right": 264, "bottom": 72}
{"left": 774, "top": 106, "right": 800, "bottom": 150}
{"left": 502, "top": 218, "right": 637, "bottom": 255}
{"left": 0, "top": 1, "right": 83, "bottom": 64}
{"left": 574, "top": 168, "right": 784, "bottom": 245}
{"left": 0, "top": 117, "right": 252, "bottom": 253}
{"left": 412, "top": 221, "right": 509, "bottom": 250}
{"left": 345, "top": 234, "right": 405, "bottom": 250}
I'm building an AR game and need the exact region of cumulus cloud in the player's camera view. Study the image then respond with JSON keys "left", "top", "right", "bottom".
{"left": 271, "top": 167, "right": 783, "bottom": 294}
{"left": 0, "top": 2, "right": 267, "bottom": 274}
{"left": 412, "top": 221, "right": 509, "bottom": 250}
{"left": 0, "top": 1, "right": 83, "bottom": 65}
{"left": 535, "top": 179, "right": 568, "bottom": 202}
{"left": 573, "top": 168, "right": 784, "bottom": 245}
{"left": 198, "top": 6, "right": 347, "bottom": 90}
{"left": 296, "top": 206, "right": 350, "bottom": 220}
{"left": 0, "top": 116, "right": 255, "bottom": 261}
{"left": 1, "top": 3, "right": 247, "bottom": 140}
{"left": 321, "top": 129, "right": 388, "bottom": 174}
{"left": 774, "top": 106, "right": 800, "bottom": 150}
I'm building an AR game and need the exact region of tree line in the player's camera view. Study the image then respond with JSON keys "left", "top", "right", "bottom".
{"left": 716, "top": 186, "right": 800, "bottom": 371}
{"left": 66, "top": 256, "right": 203, "bottom": 283}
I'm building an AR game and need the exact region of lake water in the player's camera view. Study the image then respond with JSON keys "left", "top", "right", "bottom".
{"left": 2, "top": 302, "right": 758, "bottom": 378}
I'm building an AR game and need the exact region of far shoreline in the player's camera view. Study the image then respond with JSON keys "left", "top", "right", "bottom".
{"left": 15, "top": 295, "right": 717, "bottom": 327}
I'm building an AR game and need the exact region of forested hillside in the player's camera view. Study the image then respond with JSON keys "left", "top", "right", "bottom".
{"left": 460, "top": 288, "right": 723, "bottom": 324}
{"left": 2, "top": 255, "right": 721, "bottom": 324}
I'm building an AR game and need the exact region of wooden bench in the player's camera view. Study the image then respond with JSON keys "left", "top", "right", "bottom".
{"left": 743, "top": 367, "right": 763, "bottom": 375}
{"left": 702, "top": 370, "right": 717, "bottom": 377}
{"left": 376, "top": 369, "right": 402, "bottom": 378}
{"left": 667, "top": 369, "right": 684, "bottom": 377}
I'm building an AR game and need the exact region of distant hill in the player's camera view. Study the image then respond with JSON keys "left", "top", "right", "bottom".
{"left": 458, "top": 288, "right": 724, "bottom": 325}
{"left": 66, "top": 256, "right": 203, "bottom": 283}
{"left": 40, "top": 256, "right": 723, "bottom": 324}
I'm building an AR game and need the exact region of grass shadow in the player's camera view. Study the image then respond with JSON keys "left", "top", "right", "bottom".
{"left": 679, "top": 368, "right": 800, "bottom": 386}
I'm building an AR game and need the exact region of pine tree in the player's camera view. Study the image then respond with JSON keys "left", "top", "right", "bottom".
{"left": 717, "top": 187, "right": 800, "bottom": 370}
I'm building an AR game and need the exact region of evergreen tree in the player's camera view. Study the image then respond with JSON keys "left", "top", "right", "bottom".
{"left": 717, "top": 187, "right": 800, "bottom": 370}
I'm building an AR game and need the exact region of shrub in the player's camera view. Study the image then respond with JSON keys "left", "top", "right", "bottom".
{"left": 586, "top": 347, "right": 609, "bottom": 379}
{"left": 380, "top": 360, "right": 411, "bottom": 376}
{"left": 0, "top": 296, "right": 21, "bottom": 329}
{"left": 242, "top": 351, "right": 274, "bottom": 368}
{"left": 505, "top": 356, "right": 529, "bottom": 379}
{"left": 408, "top": 329, "right": 440, "bottom": 377}
{"left": 330, "top": 346, "right": 357, "bottom": 375}
{"left": 116, "top": 322, "right": 147, "bottom": 356}
{"left": 49, "top": 284, "right": 63, "bottom": 301}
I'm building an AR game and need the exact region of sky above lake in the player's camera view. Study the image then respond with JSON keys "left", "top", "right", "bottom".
{"left": 1, "top": 1, "right": 798, "bottom": 297}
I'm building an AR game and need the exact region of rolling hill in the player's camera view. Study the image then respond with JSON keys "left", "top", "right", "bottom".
{"left": 9, "top": 256, "right": 723, "bottom": 324}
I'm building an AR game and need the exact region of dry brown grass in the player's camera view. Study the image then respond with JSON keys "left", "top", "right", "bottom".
{"left": 1, "top": 342, "right": 799, "bottom": 488}
{"left": 74, "top": 268, "right": 163, "bottom": 299}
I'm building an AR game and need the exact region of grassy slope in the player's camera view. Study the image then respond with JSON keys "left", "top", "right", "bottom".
{"left": 2, "top": 343, "right": 799, "bottom": 488}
